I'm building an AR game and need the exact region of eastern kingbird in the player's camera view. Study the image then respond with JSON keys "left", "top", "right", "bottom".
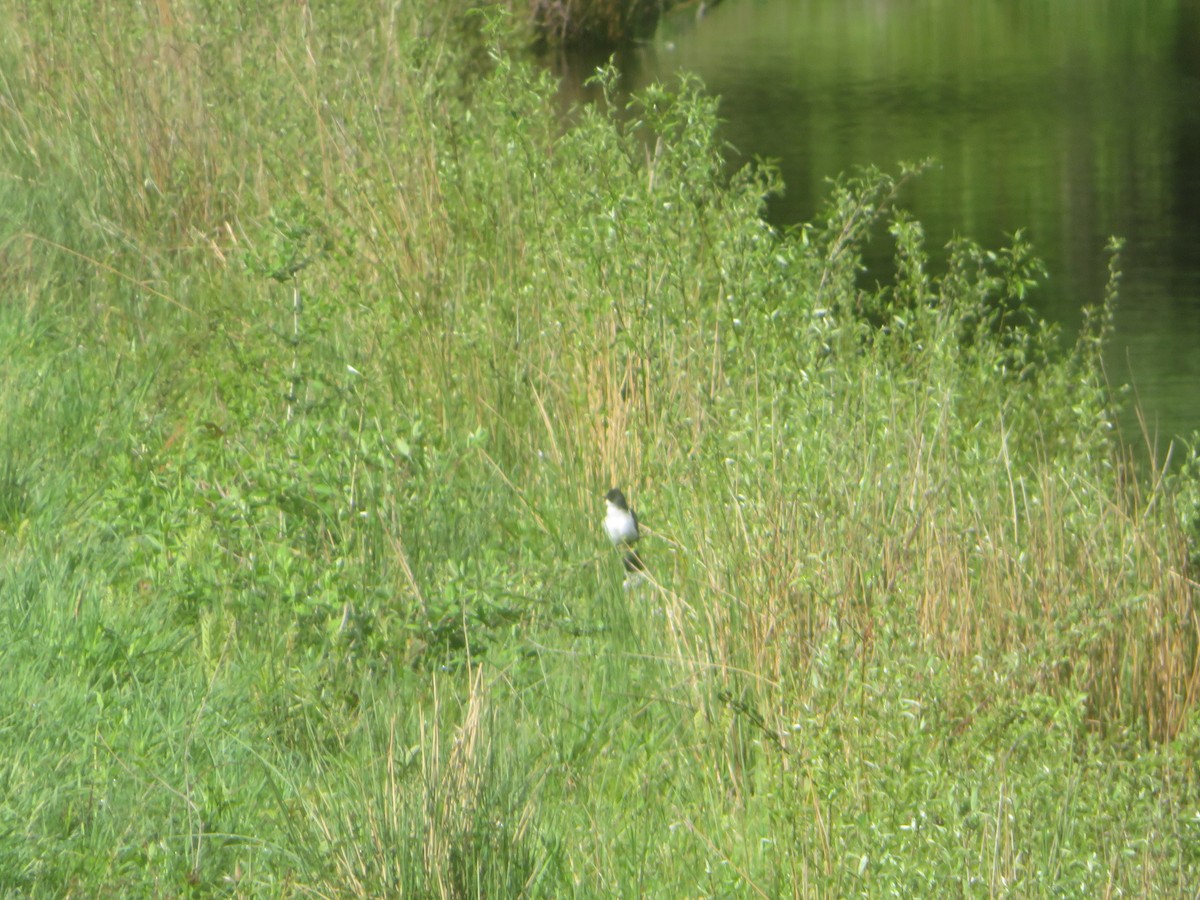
{"left": 604, "top": 488, "right": 644, "bottom": 572}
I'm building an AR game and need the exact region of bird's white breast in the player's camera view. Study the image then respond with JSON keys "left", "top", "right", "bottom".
{"left": 604, "top": 502, "right": 639, "bottom": 545}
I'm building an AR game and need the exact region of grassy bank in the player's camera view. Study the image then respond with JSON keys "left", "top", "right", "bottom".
{"left": 2, "top": 1, "right": 1199, "bottom": 894}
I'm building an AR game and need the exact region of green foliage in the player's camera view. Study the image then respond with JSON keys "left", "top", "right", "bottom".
{"left": 1, "top": 0, "right": 1197, "bottom": 895}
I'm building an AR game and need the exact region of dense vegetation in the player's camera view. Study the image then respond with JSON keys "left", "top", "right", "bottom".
{"left": 529, "top": 0, "right": 666, "bottom": 48}
{"left": 2, "top": 2, "right": 1199, "bottom": 894}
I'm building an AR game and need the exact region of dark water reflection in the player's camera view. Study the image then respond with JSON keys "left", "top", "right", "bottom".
{"left": 557, "top": 0, "right": 1200, "bottom": 446}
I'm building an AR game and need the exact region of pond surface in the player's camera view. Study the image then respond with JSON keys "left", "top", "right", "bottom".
{"left": 575, "top": 0, "right": 1200, "bottom": 446}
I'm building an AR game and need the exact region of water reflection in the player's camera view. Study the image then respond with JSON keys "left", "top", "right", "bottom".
{"left": 557, "top": 0, "right": 1200, "bottom": 445}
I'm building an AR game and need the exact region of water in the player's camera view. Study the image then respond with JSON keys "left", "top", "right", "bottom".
{"left": 580, "top": 0, "right": 1200, "bottom": 446}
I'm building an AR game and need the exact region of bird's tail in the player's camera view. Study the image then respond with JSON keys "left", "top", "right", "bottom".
{"left": 623, "top": 549, "right": 645, "bottom": 572}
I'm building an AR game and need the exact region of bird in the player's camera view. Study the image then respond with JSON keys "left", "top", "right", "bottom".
{"left": 604, "top": 487, "right": 644, "bottom": 572}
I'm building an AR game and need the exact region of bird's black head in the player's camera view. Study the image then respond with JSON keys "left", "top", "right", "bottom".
{"left": 605, "top": 488, "right": 628, "bottom": 509}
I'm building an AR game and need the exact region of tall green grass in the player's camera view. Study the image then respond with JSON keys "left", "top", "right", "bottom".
{"left": 2, "top": 1, "right": 1199, "bottom": 894}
